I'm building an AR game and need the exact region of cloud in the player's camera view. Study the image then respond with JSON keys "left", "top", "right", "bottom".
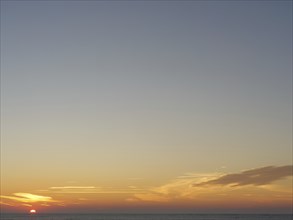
{"left": 0, "top": 201, "right": 16, "bottom": 207}
{"left": 48, "top": 186, "right": 144, "bottom": 194}
{"left": 193, "top": 165, "right": 293, "bottom": 187}
{"left": 0, "top": 193, "right": 58, "bottom": 205}
{"left": 50, "top": 186, "right": 96, "bottom": 189}
{"left": 131, "top": 165, "right": 292, "bottom": 203}
{"left": 49, "top": 186, "right": 97, "bottom": 192}
{"left": 48, "top": 186, "right": 101, "bottom": 194}
{"left": 132, "top": 173, "right": 217, "bottom": 202}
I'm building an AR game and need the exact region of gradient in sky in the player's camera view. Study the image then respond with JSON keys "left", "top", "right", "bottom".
{"left": 0, "top": 0, "right": 292, "bottom": 214}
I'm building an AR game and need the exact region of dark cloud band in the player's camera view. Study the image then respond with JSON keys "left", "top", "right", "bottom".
{"left": 193, "top": 165, "right": 293, "bottom": 187}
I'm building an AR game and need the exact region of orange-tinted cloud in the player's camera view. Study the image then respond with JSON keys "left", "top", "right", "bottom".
{"left": 46, "top": 185, "right": 144, "bottom": 194}
{"left": 0, "top": 201, "right": 15, "bottom": 207}
{"left": 193, "top": 165, "right": 292, "bottom": 187}
{"left": 1, "top": 193, "right": 55, "bottom": 203}
{"left": 131, "top": 165, "right": 292, "bottom": 205}
{"left": 0, "top": 193, "right": 61, "bottom": 208}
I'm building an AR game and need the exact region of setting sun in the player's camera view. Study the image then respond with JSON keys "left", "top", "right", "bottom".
{"left": 29, "top": 209, "right": 36, "bottom": 214}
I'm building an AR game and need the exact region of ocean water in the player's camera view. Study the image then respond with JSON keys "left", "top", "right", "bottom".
{"left": 0, "top": 214, "right": 292, "bottom": 220}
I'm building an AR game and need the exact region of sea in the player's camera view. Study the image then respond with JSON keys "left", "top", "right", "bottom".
{"left": 0, "top": 214, "right": 292, "bottom": 220}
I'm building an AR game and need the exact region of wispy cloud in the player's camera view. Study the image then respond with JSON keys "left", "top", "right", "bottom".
{"left": 49, "top": 186, "right": 97, "bottom": 193}
{"left": 193, "top": 165, "right": 293, "bottom": 187}
{"left": 133, "top": 173, "right": 219, "bottom": 202}
{"left": 47, "top": 186, "right": 144, "bottom": 194}
{"left": 1, "top": 193, "right": 56, "bottom": 203}
{"left": 0, "top": 193, "right": 60, "bottom": 207}
{"left": 0, "top": 201, "right": 16, "bottom": 207}
{"left": 50, "top": 186, "right": 96, "bottom": 189}
{"left": 131, "top": 165, "right": 292, "bottom": 203}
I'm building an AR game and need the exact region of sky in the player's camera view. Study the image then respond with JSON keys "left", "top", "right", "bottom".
{"left": 0, "top": 0, "right": 292, "bottom": 214}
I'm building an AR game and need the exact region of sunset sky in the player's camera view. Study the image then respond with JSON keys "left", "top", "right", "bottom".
{"left": 0, "top": 0, "right": 292, "bottom": 214}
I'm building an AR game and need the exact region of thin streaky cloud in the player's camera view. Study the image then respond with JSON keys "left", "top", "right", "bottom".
{"left": 50, "top": 186, "right": 96, "bottom": 189}
{"left": 0, "top": 193, "right": 58, "bottom": 203}
{"left": 193, "top": 165, "right": 293, "bottom": 187}
{"left": 0, "top": 201, "right": 16, "bottom": 207}
{"left": 48, "top": 186, "right": 145, "bottom": 194}
{"left": 132, "top": 165, "right": 293, "bottom": 203}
